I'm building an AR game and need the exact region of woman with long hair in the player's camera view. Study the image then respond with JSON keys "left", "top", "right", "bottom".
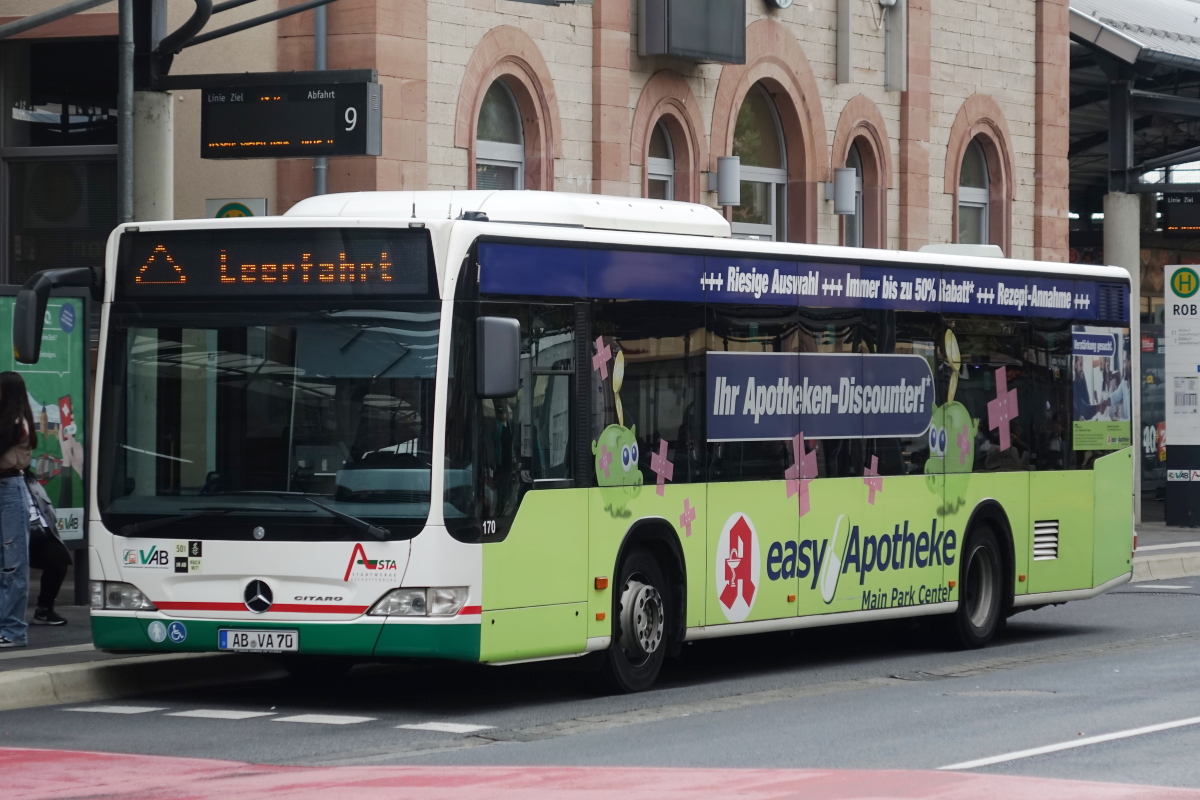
{"left": 0, "top": 371, "right": 36, "bottom": 648}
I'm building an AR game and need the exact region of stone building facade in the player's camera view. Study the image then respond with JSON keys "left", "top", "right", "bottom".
{"left": 275, "top": 0, "right": 1070, "bottom": 261}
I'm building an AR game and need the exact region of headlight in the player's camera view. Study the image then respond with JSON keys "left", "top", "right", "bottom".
{"left": 369, "top": 587, "right": 468, "bottom": 617}
{"left": 428, "top": 587, "right": 469, "bottom": 616}
{"left": 96, "top": 582, "right": 158, "bottom": 611}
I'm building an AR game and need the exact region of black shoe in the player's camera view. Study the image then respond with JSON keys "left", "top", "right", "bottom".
{"left": 0, "top": 636, "right": 26, "bottom": 648}
{"left": 32, "top": 608, "right": 67, "bottom": 626}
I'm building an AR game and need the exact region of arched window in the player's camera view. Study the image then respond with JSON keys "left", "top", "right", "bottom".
{"left": 958, "top": 138, "right": 989, "bottom": 245}
{"left": 646, "top": 121, "right": 674, "bottom": 200}
{"left": 476, "top": 81, "right": 524, "bottom": 190}
{"left": 843, "top": 142, "right": 865, "bottom": 248}
{"left": 732, "top": 83, "right": 787, "bottom": 241}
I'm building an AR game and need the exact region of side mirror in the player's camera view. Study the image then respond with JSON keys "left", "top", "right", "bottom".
{"left": 476, "top": 316, "right": 520, "bottom": 398}
{"left": 13, "top": 267, "right": 94, "bottom": 364}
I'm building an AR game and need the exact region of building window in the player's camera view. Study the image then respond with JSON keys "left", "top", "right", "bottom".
{"left": 958, "top": 137, "right": 989, "bottom": 245}
{"left": 844, "top": 142, "right": 865, "bottom": 248}
{"left": 646, "top": 121, "right": 674, "bottom": 200}
{"left": 731, "top": 83, "right": 786, "bottom": 241}
{"left": 475, "top": 81, "right": 524, "bottom": 191}
{"left": 1, "top": 39, "right": 118, "bottom": 285}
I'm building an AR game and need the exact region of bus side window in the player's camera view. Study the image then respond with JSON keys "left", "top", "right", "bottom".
{"left": 1028, "top": 319, "right": 1072, "bottom": 471}
{"left": 528, "top": 305, "right": 575, "bottom": 482}
{"left": 947, "top": 317, "right": 1032, "bottom": 472}
{"left": 706, "top": 303, "right": 801, "bottom": 482}
{"left": 591, "top": 301, "right": 705, "bottom": 486}
{"left": 798, "top": 309, "right": 863, "bottom": 479}
{"left": 862, "top": 310, "right": 943, "bottom": 476}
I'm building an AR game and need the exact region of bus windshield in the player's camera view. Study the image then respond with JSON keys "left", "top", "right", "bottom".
{"left": 97, "top": 304, "right": 440, "bottom": 540}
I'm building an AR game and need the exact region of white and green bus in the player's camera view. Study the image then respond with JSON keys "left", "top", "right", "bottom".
{"left": 14, "top": 191, "right": 1134, "bottom": 691}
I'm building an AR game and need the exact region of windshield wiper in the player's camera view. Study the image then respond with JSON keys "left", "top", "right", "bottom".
{"left": 303, "top": 497, "right": 389, "bottom": 541}
{"left": 119, "top": 506, "right": 313, "bottom": 536}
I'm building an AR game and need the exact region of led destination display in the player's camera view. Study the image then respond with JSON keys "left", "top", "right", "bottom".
{"left": 117, "top": 229, "right": 432, "bottom": 299}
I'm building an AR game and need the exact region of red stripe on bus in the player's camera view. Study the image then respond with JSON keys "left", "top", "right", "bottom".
{"left": 154, "top": 602, "right": 369, "bottom": 614}
{"left": 458, "top": 605, "right": 482, "bottom": 616}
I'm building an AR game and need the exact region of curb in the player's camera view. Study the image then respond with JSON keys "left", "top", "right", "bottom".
{"left": 1132, "top": 552, "right": 1200, "bottom": 582}
{"left": 0, "top": 653, "right": 283, "bottom": 713}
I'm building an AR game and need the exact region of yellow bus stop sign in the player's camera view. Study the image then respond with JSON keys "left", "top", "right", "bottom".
{"left": 215, "top": 202, "right": 254, "bottom": 218}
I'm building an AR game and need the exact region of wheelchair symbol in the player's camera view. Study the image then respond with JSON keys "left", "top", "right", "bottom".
{"left": 167, "top": 621, "right": 187, "bottom": 644}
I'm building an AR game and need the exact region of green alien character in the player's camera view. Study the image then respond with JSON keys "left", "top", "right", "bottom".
{"left": 591, "top": 348, "right": 643, "bottom": 516}
{"left": 924, "top": 401, "right": 979, "bottom": 474}
{"left": 925, "top": 329, "right": 979, "bottom": 476}
{"left": 592, "top": 423, "right": 643, "bottom": 516}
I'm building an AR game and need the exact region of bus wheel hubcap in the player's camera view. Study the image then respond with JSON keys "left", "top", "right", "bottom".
{"left": 619, "top": 578, "right": 664, "bottom": 660}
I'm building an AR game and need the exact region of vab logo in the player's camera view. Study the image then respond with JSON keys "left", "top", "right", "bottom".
{"left": 123, "top": 546, "right": 171, "bottom": 568}
{"left": 715, "top": 513, "right": 760, "bottom": 622}
{"left": 343, "top": 543, "right": 400, "bottom": 582}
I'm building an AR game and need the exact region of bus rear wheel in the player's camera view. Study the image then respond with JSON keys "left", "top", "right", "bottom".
{"left": 948, "top": 525, "right": 1004, "bottom": 649}
{"left": 606, "top": 547, "right": 668, "bottom": 693}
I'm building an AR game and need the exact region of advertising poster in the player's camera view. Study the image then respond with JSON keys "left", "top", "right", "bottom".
{"left": 0, "top": 296, "right": 87, "bottom": 541}
{"left": 1072, "top": 325, "right": 1133, "bottom": 450}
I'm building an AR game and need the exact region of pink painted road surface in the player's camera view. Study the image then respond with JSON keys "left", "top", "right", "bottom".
{"left": 6, "top": 748, "right": 1200, "bottom": 800}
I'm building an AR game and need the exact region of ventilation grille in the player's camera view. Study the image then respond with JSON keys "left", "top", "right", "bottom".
{"left": 1033, "top": 520, "right": 1059, "bottom": 561}
{"left": 1097, "top": 282, "right": 1128, "bottom": 322}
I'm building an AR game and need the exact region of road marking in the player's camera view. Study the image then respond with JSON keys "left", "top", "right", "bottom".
{"left": 66, "top": 706, "right": 166, "bottom": 715}
{"left": 396, "top": 722, "right": 494, "bottom": 734}
{"left": 310, "top": 630, "right": 1200, "bottom": 767}
{"left": 272, "top": 714, "right": 375, "bottom": 725}
{"left": 166, "top": 710, "right": 277, "bottom": 720}
{"left": 1132, "top": 584, "right": 1192, "bottom": 590}
{"left": 939, "top": 714, "right": 1200, "bottom": 770}
{"left": 0, "top": 643, "right": 95, "bottom": 661}
{"left": 1136, "top": 541, "right": 1200, "bottom": 552}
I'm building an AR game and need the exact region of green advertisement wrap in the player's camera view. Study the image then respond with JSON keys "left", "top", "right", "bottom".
{"left": 0, "top": 296, "right": 88, "bottom": 540}
{"left": 1072, "top": 325, "right": 1132, "bottom": 451}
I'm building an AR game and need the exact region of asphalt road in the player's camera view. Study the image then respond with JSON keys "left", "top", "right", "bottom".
{"left": 3, "top": 578, "right": 1200, "bottom": 789}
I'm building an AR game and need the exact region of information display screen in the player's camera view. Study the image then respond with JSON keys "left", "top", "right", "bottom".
{"left": 200, "top": 83, "right": 381, "bottom": 159}
{"left": 1164, "top": 193, "right": 1200, "bottom": 237}
{"left": 117, "top": 228, "right": 433, "bottom": 300}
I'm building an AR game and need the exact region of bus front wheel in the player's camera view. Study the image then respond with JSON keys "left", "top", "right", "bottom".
{"left": 606, "top": 547, "right": 668, "bottom": 693}
{"left": 948, "top": 525, "right": 1004, "bottom": 649}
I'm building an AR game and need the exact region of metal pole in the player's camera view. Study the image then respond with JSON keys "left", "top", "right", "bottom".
{"left": 119, "top": 0, "right": 134, "bottom": 223}
{"left": 0, "top": 0, "right": 112, "bottom": 41}
{"left": 313, "top": 4, "right": 328, "bottom": 196}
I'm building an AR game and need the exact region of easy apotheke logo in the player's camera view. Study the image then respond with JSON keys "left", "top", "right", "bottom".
{"left": 715, "top": 513, "right": 760, "bottom": 622}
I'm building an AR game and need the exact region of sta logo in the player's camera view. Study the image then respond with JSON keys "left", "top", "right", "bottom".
{"left": 714, "top": 513, "right": 760, "bottom": 622}
{"left": 343, "top": 543, "right": 399, "bottom": 582}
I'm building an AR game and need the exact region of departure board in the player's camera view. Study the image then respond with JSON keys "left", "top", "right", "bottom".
{"left": 200, "top": 82, "right": 381, "bottom": 159}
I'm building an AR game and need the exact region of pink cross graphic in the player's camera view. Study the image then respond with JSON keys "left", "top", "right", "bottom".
{"left": 650, "top": 439, "right": 674, "bottom": 496}
{"left": 957, "top": 424, "right": 971, "bottom": 465}
{"left": 863, "top": 455, "right": 882, "bottom": 505}
{"left": 784, "top": 433, "right": 818, "bottom": 517}
{"left": 592, "top": 336, "right": 612, "bottom": 379}
{"left": 679, "top": 498, "right": 697, "bottom": 537}
{"left": 599, "top": 443, "right": 613, "bottom": 478}
{"left": 987, "top": 367, "right": 1019, "bottom": 451}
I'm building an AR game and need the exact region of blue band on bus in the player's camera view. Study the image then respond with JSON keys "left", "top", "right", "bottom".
{"left": 707, "top": 352, "right": 935, "bottom": 441}
{"left": 478, "top": 242, "right": 1124, "bottom": 321}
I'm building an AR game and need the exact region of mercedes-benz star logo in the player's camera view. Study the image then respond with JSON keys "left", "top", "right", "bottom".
{"left": 244, "top": 580, "right": 273, "bottom": 614}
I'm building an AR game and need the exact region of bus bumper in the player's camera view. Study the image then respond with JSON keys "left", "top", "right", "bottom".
{"left": 91, "top": 613, "right": 481, "bottom": 662}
